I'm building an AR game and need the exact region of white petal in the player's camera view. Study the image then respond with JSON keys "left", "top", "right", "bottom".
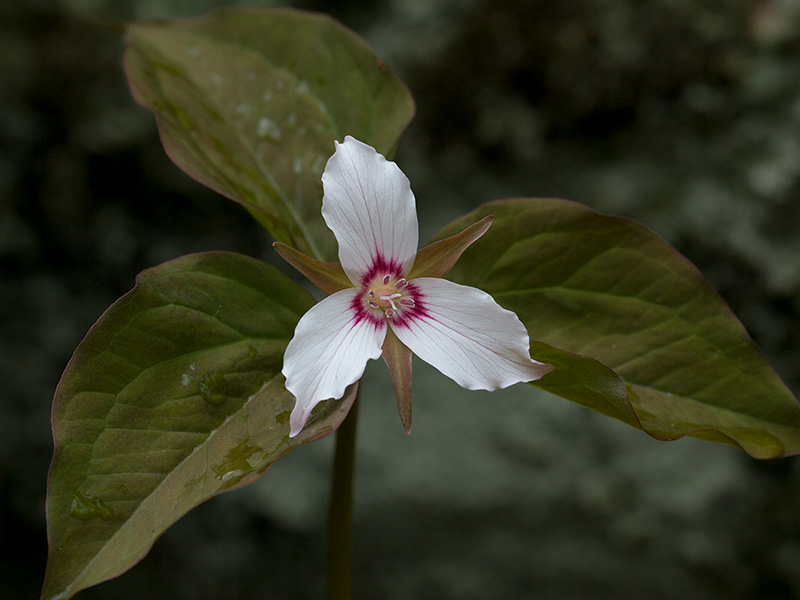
{"left": 321, "top": 136, "right": 418, "bottom": 284}
{"left": 283, "top": 288, "right": 387, "bottom": 436}
{"left": 390, "top": 278, "right": 551, "bottom": 391}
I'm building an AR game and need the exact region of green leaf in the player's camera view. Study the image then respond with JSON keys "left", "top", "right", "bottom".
{"left": 526, "top": 341, "right": 641, "bottom": 430}
{"left": 437, "top": 198, "right": 800, "bottom": 459}
{"left": 41, "top": 252, "right": 356, "bottom": 600}
{"left": 123, "top": 7, "right": 415, "bottom": 261}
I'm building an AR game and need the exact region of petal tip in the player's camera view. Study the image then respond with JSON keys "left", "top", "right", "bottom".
{"left": 519, "top": 357, "right": 554, "bottom": 384}
{"left": 533, "top": 360, "right": 555, "bottom": 380}
{"left": 288, "top": 405, "right": 308, "bottom": 438}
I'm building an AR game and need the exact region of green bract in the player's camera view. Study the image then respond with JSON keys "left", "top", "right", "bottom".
{"left": 438, "top": 198, "right": 800, "bottom": 459}
{"left": 41, "top": 253, "right": 357, "bottom": 600}
{"left": 124, "top": 7, "right": 414, "bottom": 261}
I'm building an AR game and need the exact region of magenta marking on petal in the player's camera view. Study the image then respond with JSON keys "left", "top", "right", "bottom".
{"left": 360, "top": 252, "right": 404, "bottom": 287}
{"left": 350, "top": 288, "right": 385, "bottom": 328}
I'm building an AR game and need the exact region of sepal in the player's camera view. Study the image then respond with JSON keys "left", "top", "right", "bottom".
{"left": 410, "top": 215, "right": 493, "bottom": 279}
{"left": 382, "top": 328, "right": 414, "bottom": 434}
{"left": 274, "top": 242, "right": 352, "bottom": 295}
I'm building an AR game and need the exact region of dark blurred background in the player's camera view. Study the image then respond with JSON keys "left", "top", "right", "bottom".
{"left": 2, "top": 0, "right": 800, "bottom": 598}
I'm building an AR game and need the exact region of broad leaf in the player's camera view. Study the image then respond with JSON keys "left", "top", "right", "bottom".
{"left": 123, "top": 7, "right": 415, "bottom": 261}
{"left": 41, "top": 252, "right": 356, "bottom": 600}
{"left": 438, "top": 198, "right": 800, "bottom": 458}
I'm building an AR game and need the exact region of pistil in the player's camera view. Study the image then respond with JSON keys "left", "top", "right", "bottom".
{"left": 380, "top": 292, "right": 402, "bottom": 311}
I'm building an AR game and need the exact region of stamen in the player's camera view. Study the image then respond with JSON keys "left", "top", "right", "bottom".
{"left": 363, "top": 273, "right": 415, "bottom": 317}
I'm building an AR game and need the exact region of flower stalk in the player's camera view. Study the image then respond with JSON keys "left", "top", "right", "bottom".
{"left": 327, "top": 390, "right": 359, "bottom": 600}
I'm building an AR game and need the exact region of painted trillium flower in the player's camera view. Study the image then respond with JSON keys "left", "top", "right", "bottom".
{"left": 276, "top": 136, "right": 552, "bottom": 437}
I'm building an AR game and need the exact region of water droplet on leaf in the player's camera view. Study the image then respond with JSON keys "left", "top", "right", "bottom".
{"left": 199, "top": 372, "right": 227, "bottom": 406}
{"left": 220, "top": 469, "right": 245, "bottom": 482}
{"left": 256, "top": 117, "right": 282, "bottom": 141}
{"left": 70, "top": 490, "right": 114, "bottom": 521}
{"left": 214, "top": 438, "right": 261, "bottom": 488}
{"left": 296, "top": 80, "right": 310, "bottom": 95}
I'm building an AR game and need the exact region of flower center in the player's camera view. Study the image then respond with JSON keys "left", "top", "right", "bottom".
{"left": 364, "top": 273, "right": 416, "bottom": 319}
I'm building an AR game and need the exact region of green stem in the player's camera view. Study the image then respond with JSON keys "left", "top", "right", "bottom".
{"left": 326, "top": 389, "right": 360, "bottom": 600}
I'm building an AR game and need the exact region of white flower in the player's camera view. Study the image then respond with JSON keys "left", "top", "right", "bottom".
{"left": 279, "top": 136, "right": 551, "bottom": 437}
